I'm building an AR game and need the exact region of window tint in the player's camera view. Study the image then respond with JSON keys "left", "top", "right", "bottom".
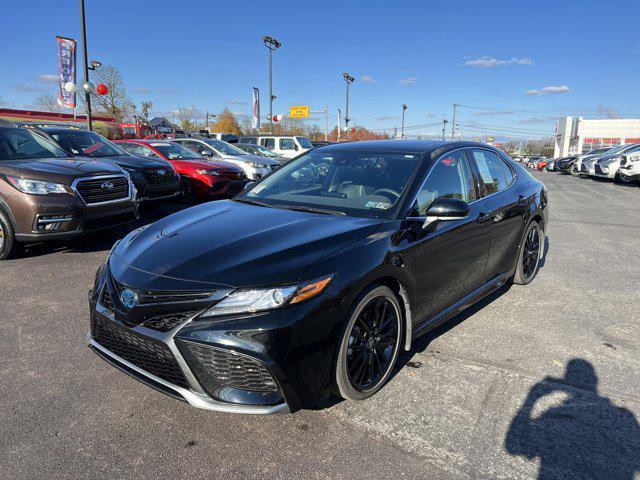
{"left": 469, "top": 149, "right": 511, "bottom": 195}
{"left": 280, "top": 138, "right": 295, "bottom": 150}
{"left": 120, "top": 143, "right": 158, "bottom": 158}
{"left": 413, "top": 150, "right": 476, "bottom": 215}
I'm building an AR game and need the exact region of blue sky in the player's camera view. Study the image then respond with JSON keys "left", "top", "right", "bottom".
{"left": 2, "top": 0, "right": 640, "bottom": 140}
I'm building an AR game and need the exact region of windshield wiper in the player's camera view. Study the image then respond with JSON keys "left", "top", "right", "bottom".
{"left": 233, "top": 197, "right": 273, "bottom": 208}
{"left": 274, "top": 204, "right": 346, "bottom": 216}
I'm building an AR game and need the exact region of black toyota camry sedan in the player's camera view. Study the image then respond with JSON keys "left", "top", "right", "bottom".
{"left": 88, "top": 140, "right": 547, "bottom": 414}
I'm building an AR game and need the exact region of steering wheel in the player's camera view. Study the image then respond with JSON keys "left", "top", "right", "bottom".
{"left": 371, "top": 188, "right": 401, "bottom": 203}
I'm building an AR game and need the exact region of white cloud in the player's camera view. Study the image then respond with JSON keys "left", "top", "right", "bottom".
{"left": 598, "top": 105, "right": 621, "bottom": 119}
{"left": 524, "top": 85, "right": 570, "bottom": 95}
{"left": 374, "top": 115, "right": 396, "bottom": 121}
{"left": 37, "top": 74, "right": 58, "bottom": 83}
{"left": 398, "top": 77, "right": 418, "bottom": 86}
{"left": 464, "top": 56, "right": 534, "bottom": 67}
{"left": 361, "top": 75, "right": 378, "bottom": 84}
{"left": 474, "top": 109, "right": 515, "bottom": 116}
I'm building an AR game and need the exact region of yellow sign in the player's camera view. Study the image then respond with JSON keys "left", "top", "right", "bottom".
{"left": 289, "top": 105, "right": 309, "bottom": 118}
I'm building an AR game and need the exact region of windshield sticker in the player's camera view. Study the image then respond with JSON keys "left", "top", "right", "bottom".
{"left": 365, "top": 201, "right": 392, "bottom": 210}
{"left": 252, "top": 185, "right": 266, "bottom": 193}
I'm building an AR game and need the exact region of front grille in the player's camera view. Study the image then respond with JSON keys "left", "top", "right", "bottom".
{"left": 181, "top": 341, "right": 278, "bottom": 393}
{"left": 595, "top": 164, "right": 604, "bottom": 175}
{"left": 75, "top": 176, "right": 129, "bottom": 204}
{"left": 142, "top": 311, "right": 196, "bottom": 332}
{"left": 134, "top": 289, "right": 214, "bottom": 305}
{"left": 220, "top": 170, "right": 245, "bottom": 180}
{"left": 581, "top": 164, "right": 588, "bottom": 172}
{"left": 93, "top": 316, "right": 188, "bottom": 388}
{"left": 101, "top": 288, "right": 115, "bottom": 313}
{"left": 144, "top": 167, "right": 176, "bottom": 186}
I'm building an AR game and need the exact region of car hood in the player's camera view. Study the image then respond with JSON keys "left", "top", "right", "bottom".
{"left": 86, "top": 155, "right": 173, "bottom": 170}
{"left": 112, "top": 200, "right": 382, "bottom": 288}
{"left": 219, "top": 153, "right": 280, "bottom": 166}
{"left": 0, "top": 157, "right": 125, "bottom": 184}
{"left": 595, "top": 153, "right": 623, "bottom": 164}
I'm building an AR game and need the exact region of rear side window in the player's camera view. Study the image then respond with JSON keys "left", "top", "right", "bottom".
{"left": 280, "top": 138, "right": 295, "bottom": 150}
{"left": 261, "top": 138, "right": 275, "bottom": 149}
{"left": 469, "top": 149, "right": 513, "bottom": 195}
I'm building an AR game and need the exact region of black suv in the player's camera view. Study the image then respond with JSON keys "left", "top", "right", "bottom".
{"left": 40, "top": 128, "right": 180, "bottom": 204}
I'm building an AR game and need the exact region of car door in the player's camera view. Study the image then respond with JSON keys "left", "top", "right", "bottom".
{"left": 405, "top": 149, "right": 491, "bottom": 323}
{"left": 467, "top": 148, "right": 527, "bottom": 282}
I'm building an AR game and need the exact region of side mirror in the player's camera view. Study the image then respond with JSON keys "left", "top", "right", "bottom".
{"left": 200, "top": 150, "right": 213, "bottom": 157}
{"left": 407, "top": 197, "right": 470, "bottom": 229}
{"left": 242, "top": 181, "right": 256, "bottom": 192}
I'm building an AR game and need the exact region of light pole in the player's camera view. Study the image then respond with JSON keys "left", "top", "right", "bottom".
{"left": 451, "top": 104, "right": 458, "bottom": 140}
{"left": 263, "top": 35, "right": 281, "bottom": 134}
{"left": 79, "top": 0, "right": 95, "bottom": 131}
{"left": 401, "top": 104, "right": 407, "bottom": 139}
{"left": 343, "top": 73, "right": 355, "bottom": 141}
{"left": 442, "top": 119, "right": 449, "bottom": 140}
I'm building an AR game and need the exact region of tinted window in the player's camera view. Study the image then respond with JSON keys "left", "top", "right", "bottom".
{"left": 50, "top": 130, "right": 127, "bottom": 157}
{"left": 120, "top": 143, "right": 159, "bottom": 158}
{"left": 296, "top": 136, "right": 313, "bottom": 148}
{"left": 150, "top": 142, "right": 202, "bottom": 160}
{"left": 469, "top": 149, "right": 511, "bottom": 195}
{"left": 412, "top": 150, "right": 476, "bottom": 215}
{"left": 262, "top": 138, "right": 275, "bottom": 149}
{"left": 0, "top": 129, "right": 68, "bottom": 160}
{"left": 280, "top": 138, "right": 295, "bottom": 150}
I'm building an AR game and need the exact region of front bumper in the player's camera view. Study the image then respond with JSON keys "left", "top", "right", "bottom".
{"left": 87, "top": 261, "right": 343, "bottom": 414}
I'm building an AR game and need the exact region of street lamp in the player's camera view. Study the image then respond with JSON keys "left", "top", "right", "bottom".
{"left": 263, "top": 35, "right": 281, "bottom": 133}
{"left": 401, "top": 104, "right": 408, "bottom": 139}
{"left": 343, "top": 72, "right": 355, "bottom": 141}
{"left": 79, "top": 0, "right": 93, "bottom": 130}
{"left": 442, "top": 119, "right": 449, "bottom": 140}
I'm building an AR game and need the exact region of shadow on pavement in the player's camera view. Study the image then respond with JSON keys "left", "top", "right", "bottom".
{"left": 505, "top": 359, "right": 640, "bottom": 479}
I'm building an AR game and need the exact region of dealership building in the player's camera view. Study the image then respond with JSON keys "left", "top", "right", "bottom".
{"left": 554, "top": 116, "right": 640, "bottom": 157}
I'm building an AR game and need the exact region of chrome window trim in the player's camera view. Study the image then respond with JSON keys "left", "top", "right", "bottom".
{"left": 71, "top": 174, "right": 133, "bottom": 206}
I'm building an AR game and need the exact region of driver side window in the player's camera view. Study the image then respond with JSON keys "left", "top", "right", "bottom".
{"left": 413, "top": 150, "right": 476, "bottom": 215}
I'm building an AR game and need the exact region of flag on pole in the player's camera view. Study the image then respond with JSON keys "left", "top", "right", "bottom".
{"left": 56, "top": 36, "right": 77, "bottom": 108}
{"left": 252, "top": 87, "right": 260, "bottom": 130}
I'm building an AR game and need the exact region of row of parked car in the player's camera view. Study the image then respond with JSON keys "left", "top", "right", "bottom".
{"left": 514, "top": 145, "right": 640, "bottom": 185}
{"left": 0, "top": 120, "right": 316, "bottom": 260}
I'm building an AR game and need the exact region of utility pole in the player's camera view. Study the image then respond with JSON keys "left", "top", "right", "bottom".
{"left": 451, "top": 104, "right": 458, "bottom": 140}
{"left": 79, "top": 0, "right": 92, "bottom": 131}
{"left": 442, "top": 119, "right": 448, "bottom": 140}
{"left": 401, "top": 104, "right": 407, "bottom": 139}
{"left": 394, "top": 127, "right": 398, "bottom": 139}
{"left": 324, "top": 103, "right": 328, "bottom": 141}
{"left": 343, "top": 73, "right": 355, "bottom": 141}
{"left": 337, "top": 108, "right": 342, "bottom": 142}
{"left": 263, "top": 36, "right": 281, "bottom": 134}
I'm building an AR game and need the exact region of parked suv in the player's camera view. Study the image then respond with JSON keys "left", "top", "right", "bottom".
{"left": 0, "top": 125, "right": 137, "bottom": 260}
{"left": 40, "top": 127, "right": 181, "bottom": 204}
{"left": 591, "top": 143, "right": 640, "bottom": 181}
{"left": 238, "top": 135, "right": 313, "bottom": 159}
{"left": 618, "top": 152, "right": 640, "bottom": 184}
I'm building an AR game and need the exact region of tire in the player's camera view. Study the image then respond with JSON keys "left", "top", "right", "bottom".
{"left": 0, "top": 209, "right": 23, "bottom": 260}
{"left": 615, "top": 172, "right": 633, "bottom": 185}
{"left": 180, "top": 178, "right": 197, "bottom": 203}
{"left": 334, "top": 285, "right": 403, "bottom": 401}
{"left": 512, "top": 221, "right": 543, "bottom": 285}
{"left": 570, "top": 165, "right": 580, "bottom": 176}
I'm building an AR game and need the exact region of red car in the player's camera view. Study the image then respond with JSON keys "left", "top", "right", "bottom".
{"left": 536, "top": 160, "right": 549, "bottom": 171}
{"left": 115, "top": 139, "right": 247, "bottom": 201}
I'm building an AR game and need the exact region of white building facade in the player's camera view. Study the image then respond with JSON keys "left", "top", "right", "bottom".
{"left": 554, "top": 116, "right": 640, "bottom": 157}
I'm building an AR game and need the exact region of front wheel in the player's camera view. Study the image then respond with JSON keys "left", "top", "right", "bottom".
{"left": 615, "top": 172, "right": 633, "bottom": 184}
{"left": 334, "top": 285, "right": 403, "bottom": 401}
{"left": 0, "top": 209, "right": 23, "bottom": 260}
{"left": 512, "top": 221, "right": 543, "bottom": 285}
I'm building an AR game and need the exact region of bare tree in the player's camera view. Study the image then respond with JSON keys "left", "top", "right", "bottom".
{"left": 0, "top": 95, "right": 10, "bottom": 108}
{"left": 34, "top": 94, "right": 65, "bottom": 113}
{"left": 78, "top": 65, "right": 134, "bottom": 122}
{"left": 176, "top": 106, "right": 200, "bottom": 131}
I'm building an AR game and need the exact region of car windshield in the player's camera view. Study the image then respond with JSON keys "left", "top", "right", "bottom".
{"left": 49, "top": 130, "right": 128, "bottom": 157}
{"left": 204, "top": 139, "right": 246, "bottom": 155}
{"left": 150, "top": 142, "right": 203, "bottom": 160}
{"left": 253, "top": 144, "right": 280, "bottom": 157}
{"left": 240, "top": 149, "right": 421, "bottom": 218}
{"left": 296, "top": 136, "right": 313, "bottom": 149}
{"left": 0, "top": 128, "right": 69, "bottom": 160}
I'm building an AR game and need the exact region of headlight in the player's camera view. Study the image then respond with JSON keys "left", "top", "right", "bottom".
{"left": 199, "top": 275, "right": 333, "bottom": 318}
{"left": 195, "top": 169, "right": 220, "bottom": 176}
{"left": 6, "top": 176, "right": 69, "bottom": 195}
{"left": 248, "top": 162, "right": 267, "bottom": 168}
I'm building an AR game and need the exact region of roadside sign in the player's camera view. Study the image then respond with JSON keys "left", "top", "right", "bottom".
{"left": 289, "top": 105, "right": 309, "bottom": 118}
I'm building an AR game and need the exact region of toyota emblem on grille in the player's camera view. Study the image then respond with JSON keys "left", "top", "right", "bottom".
{"left": 101, "top": 181, "right": 115, "bottom": 190}
{"left": 119, "top": 288, "right": 138, "bottom": 309}
{"left": 157, "top": 169, "right": 166, "bottom": 175}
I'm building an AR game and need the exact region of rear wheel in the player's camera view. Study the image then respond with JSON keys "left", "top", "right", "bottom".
{"left": 334, "top": 285, "right": 403, "bottom": 401}
{"left": 513, "top": 221, "right": 542, "bottom": 285}
{"left": 0, "top": 209, "right": 23, "bottom": 260}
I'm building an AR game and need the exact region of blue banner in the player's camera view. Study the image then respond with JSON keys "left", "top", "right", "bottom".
{"left": 56, "top": 36, "right": 77, "bottom": 108}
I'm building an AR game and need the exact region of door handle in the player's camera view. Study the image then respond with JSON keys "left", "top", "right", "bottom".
{"left": 476, "top": 212, "right": 492, "bottom": 224}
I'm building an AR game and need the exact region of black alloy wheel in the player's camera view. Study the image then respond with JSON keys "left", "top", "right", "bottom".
{"left": 180, "top": 178, "right": 196, "bottom": 203}
{"left": 334, "top": 285, "right": 403, "bottom": 400}
{"left": 513, "top": 221, "right": 542, "bottom": 285}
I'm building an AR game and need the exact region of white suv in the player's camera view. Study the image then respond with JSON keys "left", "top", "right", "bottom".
{"left": 618, "top": 152, "right": 640, "bottom": 185}
{"left": 238, "top": 135, "right": 313, "bottom": 159}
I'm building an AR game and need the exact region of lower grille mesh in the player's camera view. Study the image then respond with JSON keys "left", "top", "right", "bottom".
{"left": 182, "top": 341, "right": 278, "bottom": 393}
{"left": 142, "top": 311, "right": 196, "bottom": 332}
{"left": 93, "top": 316, "right": 188, "bottom": 388}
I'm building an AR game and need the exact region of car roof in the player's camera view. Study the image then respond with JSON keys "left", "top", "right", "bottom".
{"left": 317, "top": 139, "right": 493, "bottom": 154}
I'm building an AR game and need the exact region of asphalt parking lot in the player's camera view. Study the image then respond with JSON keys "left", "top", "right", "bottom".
{"left": 1, "top": 170, "right": 639, "bottom": 480}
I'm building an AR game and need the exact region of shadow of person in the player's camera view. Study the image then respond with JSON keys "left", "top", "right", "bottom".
{"left": 505, "top": 359, "right": 640, "bottom": 479}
